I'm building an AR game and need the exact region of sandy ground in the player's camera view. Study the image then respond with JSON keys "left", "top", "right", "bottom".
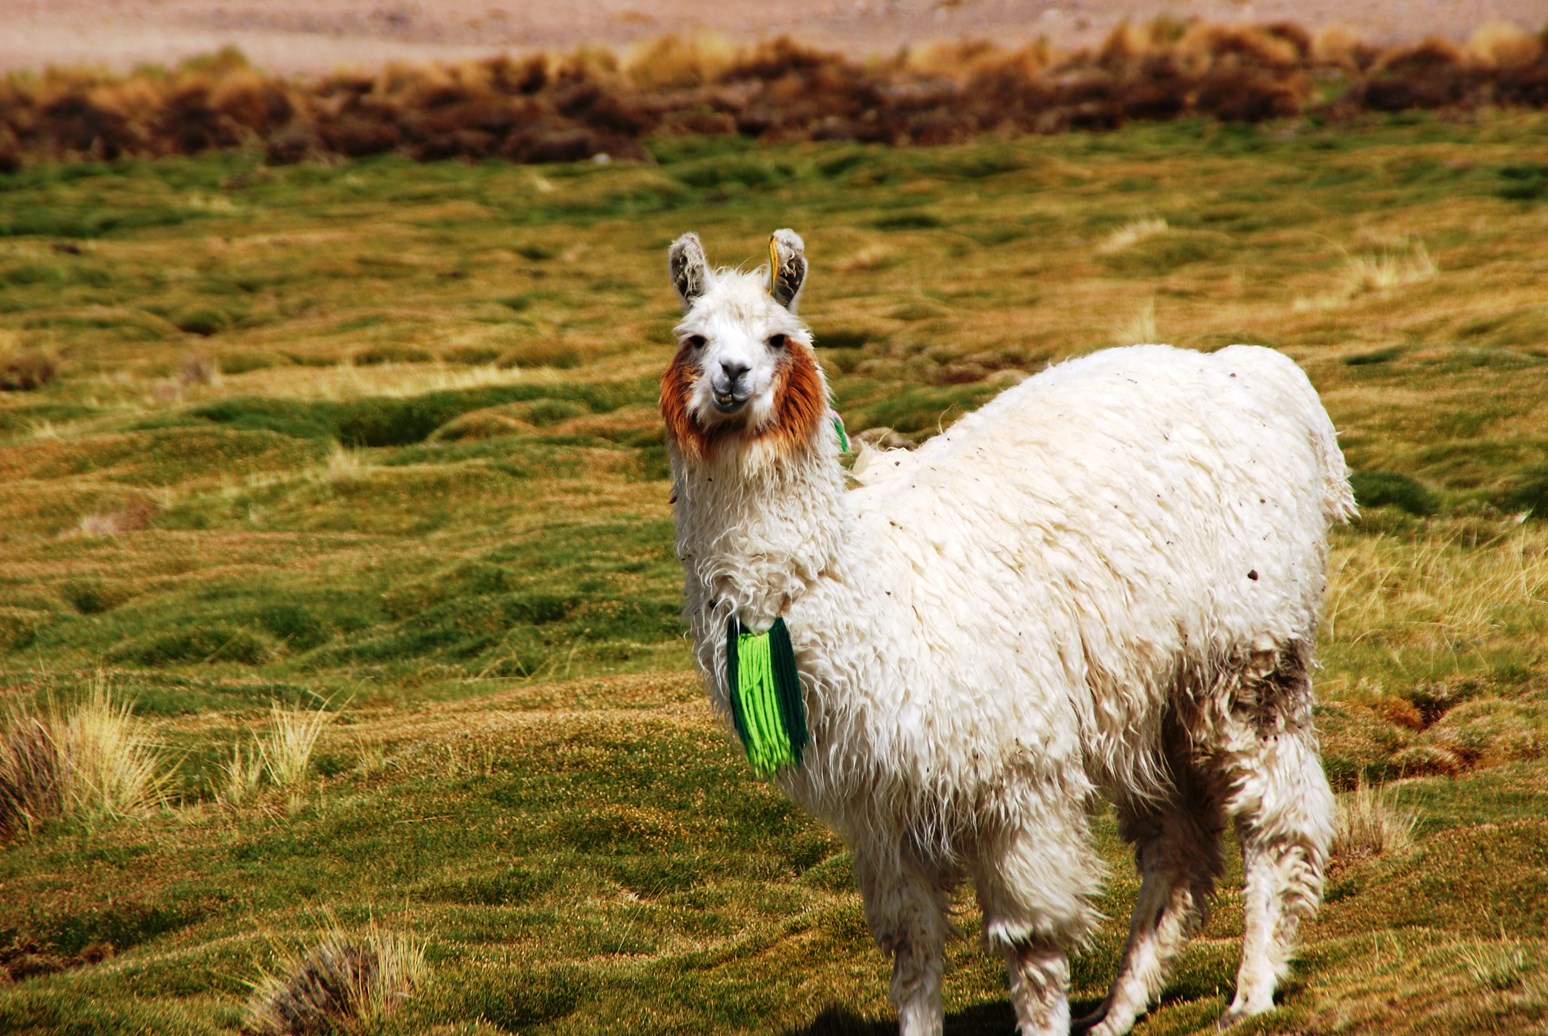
{"left": 0, "top": 0, "right": 1541, "bottom": 77}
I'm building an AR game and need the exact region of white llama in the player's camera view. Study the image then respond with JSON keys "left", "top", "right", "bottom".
{"left": 660, "top": 229, "right": 1354, "bottom": 1036}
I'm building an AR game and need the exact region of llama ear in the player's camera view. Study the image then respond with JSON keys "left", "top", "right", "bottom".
{"left": 768, "top": 229, "right": 806, "bottom": 312}
{"left": 668, "top": 232, "right": 711, "bottom": 310}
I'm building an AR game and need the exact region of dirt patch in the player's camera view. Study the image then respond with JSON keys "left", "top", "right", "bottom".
{"left": 0, "top": 939, "right": 113, "bottom": 984}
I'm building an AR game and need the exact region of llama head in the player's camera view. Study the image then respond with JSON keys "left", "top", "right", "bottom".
{"left": 660, "top": 230, "right": 828, "bottom": 464}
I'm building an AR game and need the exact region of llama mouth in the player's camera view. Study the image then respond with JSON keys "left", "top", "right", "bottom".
{"left": 712, "top": 390, "right": 750, "bottom": 414}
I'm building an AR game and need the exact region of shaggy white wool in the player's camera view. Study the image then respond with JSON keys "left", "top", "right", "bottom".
{"left": 682, "top": 338, "right": 1346, "bottom": 846}
{"left": 663, "top": 235, "right": 1352, "bottom": 1036}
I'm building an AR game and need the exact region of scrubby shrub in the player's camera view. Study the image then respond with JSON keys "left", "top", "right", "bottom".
{"left": 4, "top": 23, "right": 1548, "bottom": 168}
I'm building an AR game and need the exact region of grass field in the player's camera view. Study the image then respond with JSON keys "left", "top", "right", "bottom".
{"left": 2, "top": 110, "right": 1548, "bottom": 1034}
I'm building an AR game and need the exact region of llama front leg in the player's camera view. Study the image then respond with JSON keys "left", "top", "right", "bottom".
{"left": 975, "top": 825, "right": 1099, "bottom": 1036}
{"left": 1220, "top": 727, "right": 1334, "bottom": 1026}
{"left": 1001, "top": 939, "right": 1071, "bottom": 1036}
{"left": 1078, "top": 796, "right": 1224, "bottom": 1036}
{"left": 854, "top": 849, "right": 950, "bottom": 1036}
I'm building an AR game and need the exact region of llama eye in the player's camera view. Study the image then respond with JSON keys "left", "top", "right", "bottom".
{"left": 767, "top": 333, "right": 787, "bottom": 350}
{"left": 685, "top": 334, "right": 707, "bottom": 350}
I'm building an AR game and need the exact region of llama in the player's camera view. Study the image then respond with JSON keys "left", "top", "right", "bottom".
{"left": 659, "top": 229, "right": 1354, "bottom": 1036}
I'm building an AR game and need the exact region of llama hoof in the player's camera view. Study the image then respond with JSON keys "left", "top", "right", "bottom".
{"left": 1070, "top": 1005, "right": 1108, "bottom": 1034}
{"left": 1217, "top": 1004, "right": 1261, "bottom": 1030}
{"left": 1074, "top": 1007, "right": 1140, "bottom": 1036}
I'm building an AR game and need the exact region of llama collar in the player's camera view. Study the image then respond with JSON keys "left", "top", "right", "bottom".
{"left": 725, "top": 616, "right": 807, "bottom": 775}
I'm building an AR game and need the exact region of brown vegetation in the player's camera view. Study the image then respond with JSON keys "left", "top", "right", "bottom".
{"left": 0, "top": 937, "right": 113, "bottom": 984}
{"left": 1, "top": 21, "right": 1546, "bottom": 168}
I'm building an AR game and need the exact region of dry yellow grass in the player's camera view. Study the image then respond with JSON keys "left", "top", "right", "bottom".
{"left": 216, "top": 739, "right": 265, "bottom": 808}
{"left": 1111, "top": 297, "right": 1160, "bottom": 346}
{"left": 1331, "top": 776, "right": 1417, "bottom": 861}
{"left": 0, "top": 679, "right": 169, "bottom": 836}
{"left": 1096, "top": 217, "right": 1170, "bottom": 256}
{"left": 1322, "top": 524, "right": 1548, "bottom": 662}
{"left": 53, "top": 680, "right": 170, "bottom": 820}
{"left": 1467, "top": 22, "right": 1546, "bottom": 69}
{"left": 257, "top": 704, "right": 333, "bottom": 789}
{"left": 625, "top": 34, "right": 738, "bottom": 89}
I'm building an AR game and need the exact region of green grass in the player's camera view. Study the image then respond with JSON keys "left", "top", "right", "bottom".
{"left": 3, "top": 112, "right": 1548, "bottom": 1033}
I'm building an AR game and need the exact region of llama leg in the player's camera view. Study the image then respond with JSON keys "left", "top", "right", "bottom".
{"left": 1077, "top": 796, "right": 1223, "bottom": 1036}
{"left": 854, "top": 849, "right": 950, "bottom": 1036}
{"left": 975, "top": 825, "right": 1099, "bottom": 1036}
{"left": 1001, "top": 940, "right": 1071, "bottom": 1036}
{"left": 1220, "top": 725, "right": 1333, "bottom": 1026}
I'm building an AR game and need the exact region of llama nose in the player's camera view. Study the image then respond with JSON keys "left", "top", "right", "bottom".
{"left": 719, "top": 359, "right": 751, "bottom": 382}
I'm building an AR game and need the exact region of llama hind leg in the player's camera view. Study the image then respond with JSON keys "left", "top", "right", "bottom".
{"left": 854, "top": 848, "right": 951, "bottom": 1036}
{"left": 1076, "top": 795, "right": 1224, "bottom": 1036}
{"left": 1220, "top": 724, "right": 1334, "bottom": 1026}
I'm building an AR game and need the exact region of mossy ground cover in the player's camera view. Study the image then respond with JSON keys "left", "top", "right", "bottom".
{"left": 3, "top": 111, "right": 1548, "bottom": 1033}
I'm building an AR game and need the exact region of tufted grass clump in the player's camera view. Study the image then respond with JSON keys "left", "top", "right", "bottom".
{"left": 1339, "top": 243, "right": 1438, "bottom": 296}
{"left": 259, "top": 705, "right": 331, "bottom": 789}
{"left": 217, "top": 739, "right": 266, "bottom": 808}
{"left": 1332, "top": 777, "right": 1417, "bottom": 862}
{"left": 243, "top": 925, "right": 425, "bottom": 1036}
{"left": 1458, "top": 934, "right": 1531, "bottom": 992}
{"left": 55, "top": 681, "right": 170, "bottom": 823}
{"left": 0, "top": 682, "right": 168, "bottom": 839}
{"left": 0, "top": 710, "right": 65, "bottom": 841}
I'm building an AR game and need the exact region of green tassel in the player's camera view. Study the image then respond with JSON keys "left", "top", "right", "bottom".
{"left": 726, "top": 616, "right": 807, "bottom": 776}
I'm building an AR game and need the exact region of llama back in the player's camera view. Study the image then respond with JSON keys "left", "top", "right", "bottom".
{"left": 845, "top": 344, "right": 1349, "bottom": 798}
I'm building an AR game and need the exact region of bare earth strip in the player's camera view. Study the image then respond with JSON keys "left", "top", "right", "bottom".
{"left": 1, "top": 0, "right": 1543, "bottom": 76}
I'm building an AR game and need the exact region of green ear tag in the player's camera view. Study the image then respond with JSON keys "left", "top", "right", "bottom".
{"left": 830, "top": 411, "right": 850, "bottom": 452}
{"left": 725, "top": 616, "right": 807, "bottom": 776}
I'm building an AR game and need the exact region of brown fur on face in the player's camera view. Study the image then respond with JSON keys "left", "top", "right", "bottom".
{"left": 659, "top": 341, "right": 827, "bottom": 463}
{"left": 659, "top": 342, "right": 714, "bottom": 461}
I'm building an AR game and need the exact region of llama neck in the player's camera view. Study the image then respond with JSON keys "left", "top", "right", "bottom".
{"left": 671, "top": 429, "right": 849, "bottom": 632}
